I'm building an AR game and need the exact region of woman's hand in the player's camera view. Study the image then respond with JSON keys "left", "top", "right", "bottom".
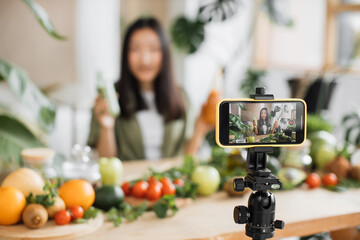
{"left": 94, "top": 96, "right": 115, "bottom": 130}
{"left": 195, "top": 104, "right": 215, "bottom": 137}
{"left": 186, "top": 104, "right": 214, "bottom": 155}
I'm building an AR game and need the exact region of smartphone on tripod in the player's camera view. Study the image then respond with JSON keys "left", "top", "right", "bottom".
{"left": 216, "top": 99, "right": 307, "bottom": 148}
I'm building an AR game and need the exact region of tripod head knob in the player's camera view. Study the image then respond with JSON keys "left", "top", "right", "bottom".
{"left": 233, "top": 178, "right": 245, "bottom": 192}
{"left": 233, "top": 205, "right": 249, "bottom": 224}
{"left": 274, "top": 220, "right": 285, "bottom": 229}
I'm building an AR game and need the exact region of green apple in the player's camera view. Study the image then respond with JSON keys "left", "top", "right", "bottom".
{"left": 99, "top": 157, "right": 123, "bottom": 185}
{"left": 191, "top": 165, "right": 220, "bottom": 196}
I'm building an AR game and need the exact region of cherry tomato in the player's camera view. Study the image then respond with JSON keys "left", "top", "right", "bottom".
{"left": 162, "top": 181, "right": 176, "bottom": 196}
{"left": 54, "top": 210, "right": 71, "bottom": 225}
{"left": 121, "top": 182, "right": 131, "bottom": 196}
{"left": 146, "top": 181, "right": 162, "bottom": 201}
{"left": 69, "top": 206, "right": 84, "bottom": 220}
{"left": 160, "top": 177, "right": 171, "bottom": 185}
{"left": 306, "top": 173, "right": 321, "bottom": 189}
{"left": 322, "top": 173, "right": 338, "bottom": 187}
{"left": 147, "top": 176, "right": 158, "bottom": 183}
{"left": 173, "top": 178, "right": 184, "bottom": 187}
{"left": 132, "top": 180, "right": 149, "bottom": 198}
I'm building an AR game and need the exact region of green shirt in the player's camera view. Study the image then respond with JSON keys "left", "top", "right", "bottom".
{"left": 87, "top": 93, "right": 195, "bottom": 161}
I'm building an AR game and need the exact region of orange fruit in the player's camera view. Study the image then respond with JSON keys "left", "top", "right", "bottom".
{"left": 0, "top": 187, "right": 26, "bottom": 225}
{"left": 203, "top": 89, "right": 221, "bottom": 126}
{"left": 58, "top": 179, "right": 95, "bottom": 210}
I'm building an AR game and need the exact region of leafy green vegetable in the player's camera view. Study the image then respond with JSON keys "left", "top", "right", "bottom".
{"left": 259, "top": 132, "right": 293, "bottom": 143}
{"left": 26, "top": 180, "right": 58, "bottom": 207}
{"left": 153, "top": 195, "right": 178, "bottom": 219}
{"left": 180, "top": 155, "right": 196, "bottom": 177}
{"left": 105, "top": 201, "right": 148, "bottom": 227}
{"left": 307, "top": 114, "right": 333, "bottom": 135}
{"left": 21, "top": 0, "right": 66, "bottom": 40}
{"left": 175, "top": 181, "right": 198, "bottom": 199}
{"left": 83, "top": 207, "right": 100, "bottom": 219}
{"left": 106, "top": 208, "right": 123, "bottom": 227}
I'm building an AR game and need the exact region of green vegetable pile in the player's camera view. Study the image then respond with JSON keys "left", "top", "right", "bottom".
{"left": 259, "top": 132, "right": 294, "bottom": 143}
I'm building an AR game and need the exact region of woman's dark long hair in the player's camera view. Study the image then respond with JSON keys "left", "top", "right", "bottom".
{"left": 115, "top": 17, "right": 185, "bottom": 122}
{"left": 258, "top": 107, "right": 271, "bottom": 127}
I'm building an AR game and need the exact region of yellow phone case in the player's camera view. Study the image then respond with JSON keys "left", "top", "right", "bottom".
{"left": 215, "top": 98, "right": 307, "bottom": 148}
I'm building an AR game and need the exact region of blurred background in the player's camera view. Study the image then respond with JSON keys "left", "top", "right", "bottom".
{"left": 1, "top": 1, "right": 360, "bottom": 239}
{"left": 0, "top": 0, "right": 360, "bottom": 175}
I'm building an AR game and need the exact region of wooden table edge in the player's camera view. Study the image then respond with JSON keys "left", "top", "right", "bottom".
{"left": 187, "top": 212, "right": 360, "bottom": 240}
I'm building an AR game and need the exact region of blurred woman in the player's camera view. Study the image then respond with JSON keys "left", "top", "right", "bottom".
{"left": 253, "top": 107, "right": 278, "bottom": 135}
{"left": 88, "top": 17, "right": 211, "bottom": 160}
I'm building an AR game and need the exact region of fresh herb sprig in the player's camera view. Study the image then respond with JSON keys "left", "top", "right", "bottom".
{"left": 106, "top": 202, "right": 148, "bottom": 227}
{"left": 26, "top": 180, "right": 58, "bottom": 207}
{"left": 153, "top": 195, "right": 178, "bottom": 219}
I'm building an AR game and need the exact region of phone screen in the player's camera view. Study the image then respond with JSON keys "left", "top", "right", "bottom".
{"left": 218, "top": 100, "right": 306, "bottom": 146}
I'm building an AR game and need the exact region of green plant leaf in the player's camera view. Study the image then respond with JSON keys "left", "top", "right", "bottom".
{"left": 198, "top": 0, "right": 241, "bottom": 23}
{"left": 0, "top": 59, "right": 56, "bottom": 133}
{"left": 153, "top": 195, "right": 178, "bottom": 218}
{"left": 261, "top": 0, "right": 294, "bottom": 27}
{"left": 0, "top": 113, "right": 45, "bottom": 164}
{"left": 21, "top": 0, "right": 66, "bottom": 40}
{"left": 240, "top": 68, "right": 266, "bottom": 96}
{"left": 170, "top": 16, "right": 205, "bottom": 54}
{"left": 342, "top": 111, "right": 360, "bottom": 124}
{"left": 239, "top": 103, "right": 246, "bottom": 111}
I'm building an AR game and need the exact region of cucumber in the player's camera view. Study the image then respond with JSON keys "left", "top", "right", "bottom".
{"left": 97, "top": 73, "right": 120, "bottom": 117}
{"left": 93, "top": 185, "right": 124, "bottom": 211}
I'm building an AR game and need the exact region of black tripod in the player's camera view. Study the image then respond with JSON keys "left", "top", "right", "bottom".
{"left": 232, "top": 88, "right": 285, "bottom": 240}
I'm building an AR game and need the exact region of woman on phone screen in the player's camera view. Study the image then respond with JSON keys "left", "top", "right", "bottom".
{"left": 253, "top": 107, "right": 278, "bottom": 135}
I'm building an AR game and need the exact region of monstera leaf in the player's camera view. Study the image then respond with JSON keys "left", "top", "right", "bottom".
{"left": 262, "top": 0, "right": 293, "bottom": 27}
{"left": 0, "top": 108, "right": 45, "bottom": 164}
{"left": 198, "top": 0, "right": 241, "bottom": 23}
{"left": 21, "top": 0, "right": 66, "bottom": 40}
{"left": 0, "top": 59, "right": 56, "bottom": 133}
{"left": 171, "top": 17, "right": 205, "bottom": 54}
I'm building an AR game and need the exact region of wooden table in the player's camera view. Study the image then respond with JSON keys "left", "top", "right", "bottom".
{"left": 71, "top": 158, "right": 360, "bottom": 239}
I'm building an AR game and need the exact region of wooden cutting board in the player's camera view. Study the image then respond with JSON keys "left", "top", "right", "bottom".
{"left": 124, "top": 196, "right": 193, "bottom": 208}
{"left": 0, "top": 214, "right": 103, "bottom": 240}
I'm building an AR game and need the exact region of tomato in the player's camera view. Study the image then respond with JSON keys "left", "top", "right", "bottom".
{"left": 121, "top": 182, "right": 131, "bottom": 196}
{"left": 146, "top": 182, "right": 162, "bottom": 201}
{"left": 68, "top": 206, "right": 84, "bottom": 220}
{"left": 132, "top": 181, "right": 149, "bottom": 198}
{"left": 147, "top": 176, "right": 158, "bottom": 183}
{"left": 173, "top": 178, "right": 184, "bottom": 187}
{"left": 322, "top": 173, "right": 338, "bottom": 187}
{"left": 162, "top": 181, "right": 176, "bottom": 196}
{"left": 306, "top": 173, "right": 321, "bottom": 189}
{"left": 160, "top": 177, "right": 171, "bottom": 185}
{"left": 54, "top": 210, "right": 71, "bottom": 225}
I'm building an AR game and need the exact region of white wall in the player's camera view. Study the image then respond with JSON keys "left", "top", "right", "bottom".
{"left": 48, "top": 0, "right": 121, "bottom": 156}
{"left": 183, "top": 0, "right": 255, "bottom": 114}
